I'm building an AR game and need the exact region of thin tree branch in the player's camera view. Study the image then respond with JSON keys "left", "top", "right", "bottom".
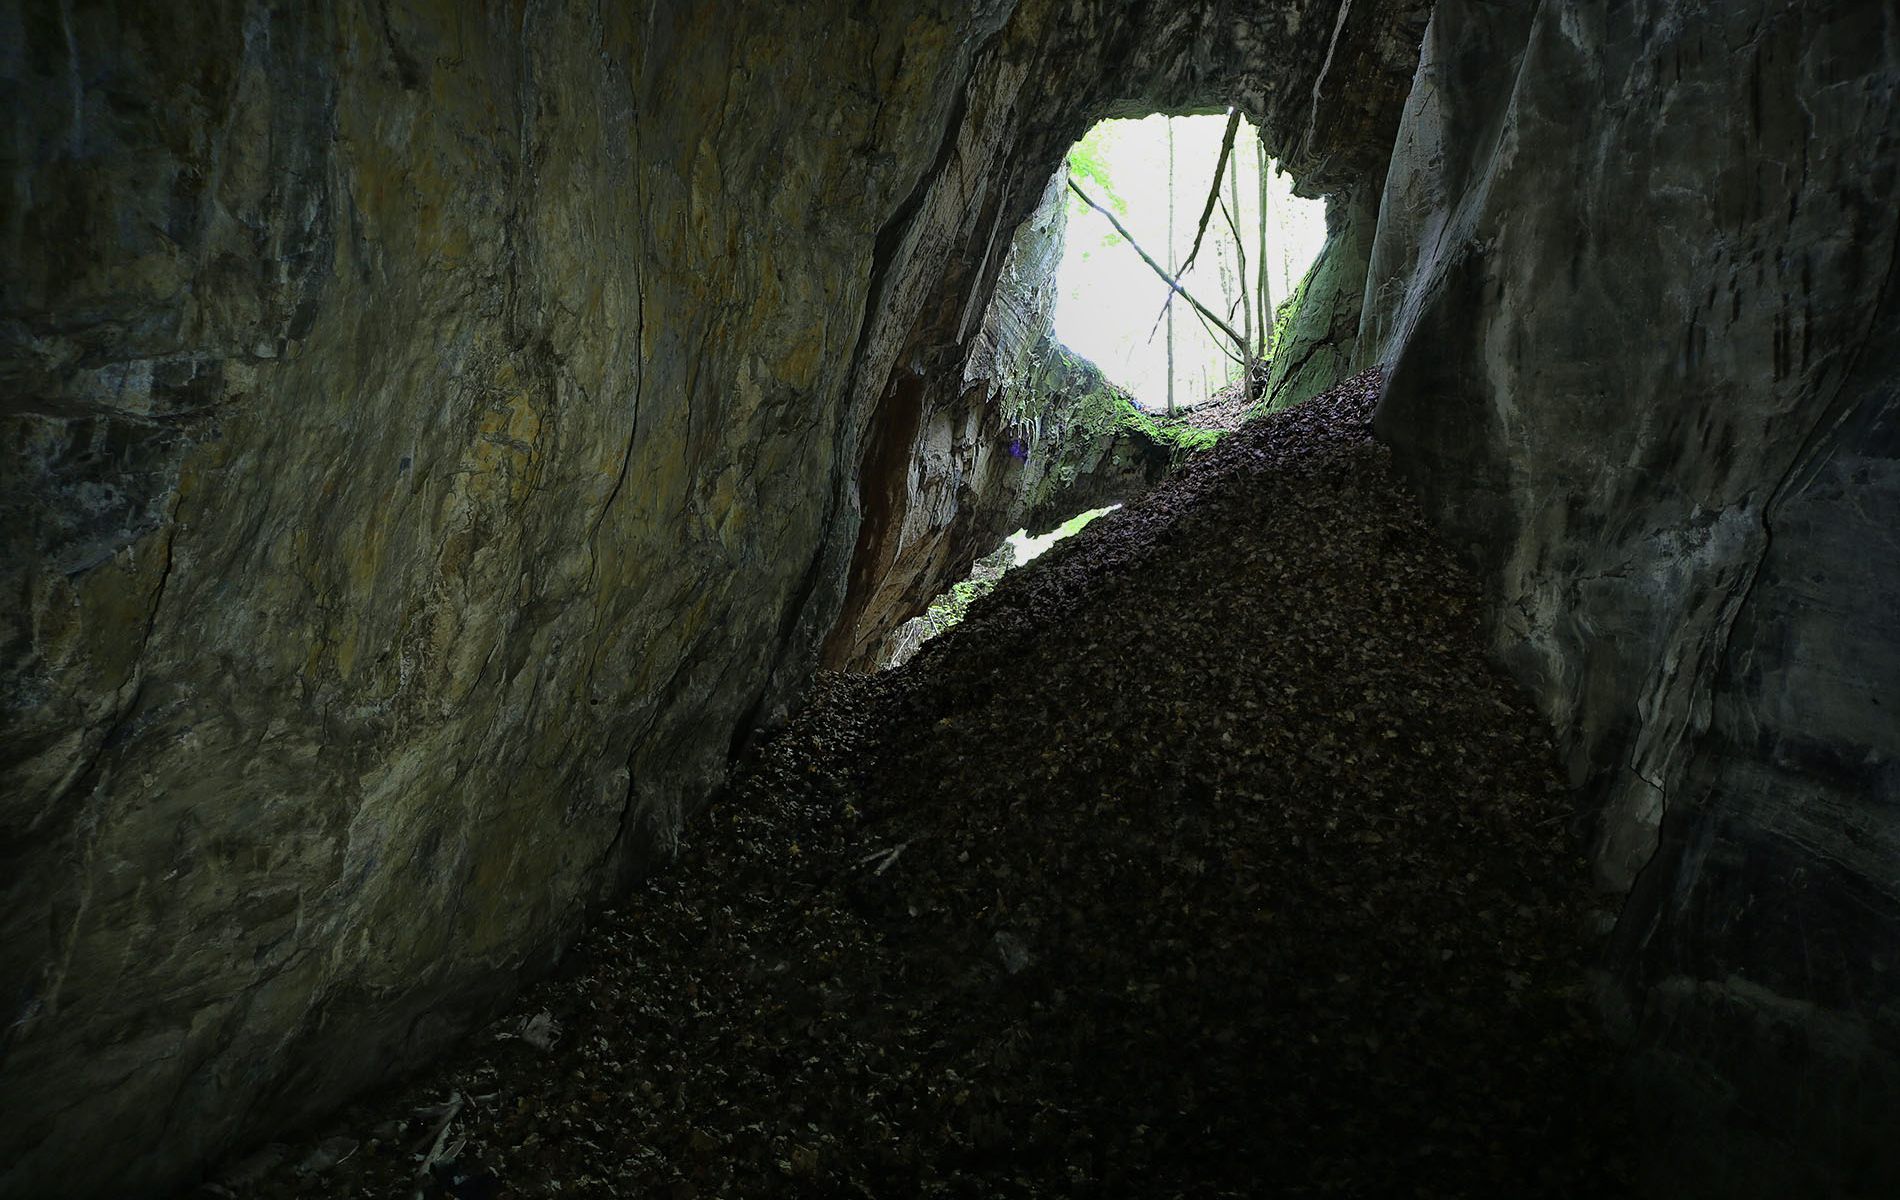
{"left": 1220, "top": 197, "right": 1247, "bottom": 285}
{"left": 1145, "top": 295, "right": 1173, "bottom": 345}
{"left": 1194, "top": 310, "right": 1248, "bottom": 367}
{"left": 1222, "top": 196, "right": 1250, "bottom": 341}
{"left": 1066, "top": 177, "right": 1249, "bottom": 356}
{"left": 1143, "top": 107, "right": 1243, "bottom": 347}
{"left": 1178, "top": 107, "right": 1242, "bottom": 281}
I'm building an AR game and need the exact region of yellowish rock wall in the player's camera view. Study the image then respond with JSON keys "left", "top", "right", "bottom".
{"left": 0, "top": 2, "right": 1427, "bottom": 1193}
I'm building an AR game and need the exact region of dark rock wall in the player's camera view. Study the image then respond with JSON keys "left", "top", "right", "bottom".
{"left": 1363, "top": 1, "right": 1900, "bottom": 1190}
{"left": 0, "top": 2, "right": 1428, "bottom": 1194}
{"left": 823, "top": 175, "right": 1178, "bottom": 671}
{"left": 831, "top": 333, "right": 1191, "bottom": 672}
{"left": 1, "top": 1, "right": 1012, "bottom": 1193}
{"left": 819, "top": 171, "right": 1073, "bottom": 671}
{"left": 1003, "top": 342, "right": 1184, "bottom": 540}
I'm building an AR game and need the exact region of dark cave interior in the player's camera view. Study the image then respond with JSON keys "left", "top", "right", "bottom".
{"left": 1, "top": 2, "right": 1895, "bottom": 1197}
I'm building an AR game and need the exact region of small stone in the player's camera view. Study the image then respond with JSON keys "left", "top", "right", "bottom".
{"left": 295, "top": 1136, "right": 359, "bottom": 1174}
{"left": 993, "top": 931, "right": 1033, "bottom": 975}
{"left": 520, "top": 1011, "right": 562, "bottom": 1052}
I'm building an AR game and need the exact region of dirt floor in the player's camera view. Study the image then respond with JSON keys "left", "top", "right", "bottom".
{"left": 206, "top": 370, "right": 1635, "bottom": 1198}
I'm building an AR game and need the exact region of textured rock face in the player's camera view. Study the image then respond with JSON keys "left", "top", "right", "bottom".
{"left": 0, "top": 2, "right": 1428, "bottom": 1195}
{"left": 0, "top": 2, "right": 1009, "bottom": 1193}
{"left": 823, "top": 177, "right": 1181, "bottom": 670}
{"left": 1363, "top": 1, "right": 1900, "bottom": 1191}
{"left": 830, "top": 331, "right": 1199, "bottom": 671}
{"left": 1264, "top": 188, "right": 1378, "bottom": 409}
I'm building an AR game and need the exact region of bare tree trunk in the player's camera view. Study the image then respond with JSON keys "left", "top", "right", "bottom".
{"left": 1227, "top": 147, "right": 1252, "bottom": 393}
{"left": 1166, "top": 117, "right": 1176, "bottom": 416}
{"left": 1257, "top": 131, "right": 1273, "bottom": 363}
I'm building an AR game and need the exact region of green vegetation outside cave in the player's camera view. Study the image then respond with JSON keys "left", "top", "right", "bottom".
{"left": 1055, "top": 113, "right": 1327, "bottom": 411}
{"left": 1072, "top": 380, "right": 1222, "bottom": 455}
{"left": 884, "top": 505, "right": 1119, "bottom": 667}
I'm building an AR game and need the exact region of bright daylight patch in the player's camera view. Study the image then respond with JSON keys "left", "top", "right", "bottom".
{"left": 883, "top": 507, "right": 1119, "bottom": 669}
{"left": 1056, "top": 114, "right": 1327, "bottom": 411}
{"left": 1007, "top": 505, "right": 1118, "bottom": 565}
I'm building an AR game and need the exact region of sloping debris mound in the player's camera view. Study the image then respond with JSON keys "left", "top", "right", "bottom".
{"left": 208, "top": 369, "right": 1633, "bottom": 1199}
{"left": 1162, "top": 371, "right": 1261, "bottom": 433}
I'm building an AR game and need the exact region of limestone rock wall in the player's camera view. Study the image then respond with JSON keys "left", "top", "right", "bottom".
{"left": 830, "top": 331, "right": 1190, "bottom": 672}
{"left": 1263, "top": 188, "right": 1379, "bottom": 410}
{"left": 0, "top": 2, "right": 1428, "bottom": 1194}
{"left": 820, "top": 169, "right": 1078, "bottom": 671}
{"left": 821, "top": 170, "right": 1179, "bottom": 671}
{"left": 1363, "top": 2, "right": 1900, "bottom": 1191}
{"left": 0, "top": 2, "right": 1013, "bottom": 1193}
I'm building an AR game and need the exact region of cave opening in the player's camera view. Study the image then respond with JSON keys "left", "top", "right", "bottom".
{"left": 826, "top": 105, "right": 1333, "bottom": 674}
{"left": 1054, "top": 114, "right": 1327, "bottom": 412}
{"left": 9, "top": 2, "right": 1896, "bottom": 1196}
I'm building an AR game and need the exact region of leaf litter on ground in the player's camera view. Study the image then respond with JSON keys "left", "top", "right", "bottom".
{"left": 206, "top": 369, "right": 1634, "bottom": 1199}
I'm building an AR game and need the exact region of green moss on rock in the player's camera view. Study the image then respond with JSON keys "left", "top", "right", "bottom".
{"left": 999, "top": 338, "right": 1221, "bottom": 537}
{"left": 1263, "top": 191, "right": 1377, "bottom": 411}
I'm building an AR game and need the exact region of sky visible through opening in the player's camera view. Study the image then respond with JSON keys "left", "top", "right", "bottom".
{"left": 1055, "top": 114, "right": 1327, "bottom": 410}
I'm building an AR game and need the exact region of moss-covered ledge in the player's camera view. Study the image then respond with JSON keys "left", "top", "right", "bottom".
{"left": 1004, "top": 336, "right": 1216, "bottom": 538}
